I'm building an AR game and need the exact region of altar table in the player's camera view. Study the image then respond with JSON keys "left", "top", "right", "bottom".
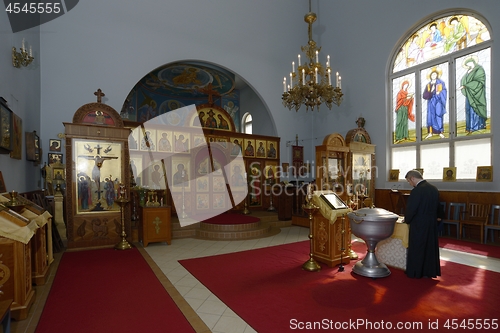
{"left": 375, "top": 218, "right": 408, "bottom": 270}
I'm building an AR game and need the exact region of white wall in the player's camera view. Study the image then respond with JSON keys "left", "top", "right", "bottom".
{"left": 313, "top": 0, "right": 500, "bottom": 192}
{"left": 1, "top": 0, "right": 499, "bottom": 193}
{"left": 0, "top": 9, "right": 41, "bottom": 192}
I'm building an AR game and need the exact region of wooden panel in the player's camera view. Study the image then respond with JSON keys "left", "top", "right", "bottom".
{"left": 376, "top": 189, "right": 500, "bottom": 242}
{"left": 311, "top": 212, "right": 351, "bottom": 267}
{"left": 139, "top": 206, "right": 172, "bottom": 247}
{"left": 0, "top": 238, "right": 35, "bottom": 320}
{"left": 64, "top": 123, "right": 130, "bottom": 140}
{"left": 376, "top": 189, "right": 500, "bottom": 212}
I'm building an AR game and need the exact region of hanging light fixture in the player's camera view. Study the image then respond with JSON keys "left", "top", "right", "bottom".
{"left": 282, "top": 0, "right": 343, "bottom": 112}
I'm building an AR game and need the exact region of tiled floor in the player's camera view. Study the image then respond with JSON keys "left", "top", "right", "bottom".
{"left": 144, "top": 228, "right": 500, "bottom": 333}
{"left": 10, "top": 219, "right": 500, "bottom": 333}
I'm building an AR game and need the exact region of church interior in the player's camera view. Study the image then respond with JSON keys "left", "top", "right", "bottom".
{"left": 1, "top": 0, "right": 500, "bottom": 332}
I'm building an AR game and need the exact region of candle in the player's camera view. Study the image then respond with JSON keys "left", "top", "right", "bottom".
{"left": 290, "top": 73, "right": 293, "bottom": 89}
{"left": 292, "top": 61, "right": 295, "bottom": 73}
{"left": 244, "top": 172, "right": 247, "bottom": 179}
{"left": 327, "top": 55, "right": 330, "bottom": 68}
{"left": 315, "top": 50, "right": 319, "bottom": 63}
{"left": 328, "top": 69, "right": 331, "bottom": 85}
{"left": 339, "top": 76, "right": 342, "bottom": 89}
{"left": 336, "top": 72, "right": 339, "bottom": 87}
{"left": 22, "top": 38, "right": 25, "bottom": 50}
{"left": 302, "top": 69, "right": 305, "bottom": 85}
{"left": 315, "top": 68, "right": 318, "bottom": 84}
{"left": 30, "top": 46, "right": 32, "bottom": 57}
{"left": 283, "top": 77, "right": 286, "bottom": 93}
{"left": 298, "top": 54, "right": 301, "bottom": 66}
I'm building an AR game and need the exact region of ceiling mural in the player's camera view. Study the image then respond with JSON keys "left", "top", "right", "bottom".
{"left": 120, "top": 61, "right": 241, "bottom": 130}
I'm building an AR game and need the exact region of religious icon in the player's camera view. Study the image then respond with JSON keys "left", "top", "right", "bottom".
{"left": 174, "top": 132, "right": 189, "bottom": 153}
{"left": 476, "top": 166, "right": 492, "bottom": 182}
{"left": 389, "top": 169, "right": 400, "bottom": 182}
{"left": 48, "top": 153, "right": 63, "bottom": 165}
{"left": 157, "top": 131, "right": 172, "bottom": 152}
{"left": 243, "top": 139, "right": 255, "bottom": 157}
{"left": 256, "top": 141, "right": 266, "bottom": 158}
{"left": 171, "top": 158, "right": 190, "bottom": 191}
{"left": 267, "top": 141, "right": 277, "bottom": 159}
{"left": 49, "top": 139, "right": 61, "bottom": 152}
{"left": 230, "top": 138, "right": 242, "bottom": 156}
{"left": 73, "top": 139, "right": 122, "bottom": 214}
{"left": 442, "top": 167, "right": 456, "bottom": 182}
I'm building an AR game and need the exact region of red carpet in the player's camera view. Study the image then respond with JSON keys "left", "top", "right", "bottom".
{"left": 36, "top": 248, "right": 194, "bottom": 333}
{"left": 200, "top": 213, "right": 260, "bottom": 225}
{"left": 439, "top": 237, "right": 500, "bottom": 259}
{"left": 180, "top": 241, "right": 500, "bottom": 333}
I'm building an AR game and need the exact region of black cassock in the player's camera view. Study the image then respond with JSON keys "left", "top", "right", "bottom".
{"left": 404, "top": 180, "right": 442, "bottom": 278}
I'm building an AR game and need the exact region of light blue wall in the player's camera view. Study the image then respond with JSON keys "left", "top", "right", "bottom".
{"left": 0, "top": 10, "right": 41, "bottom": 192}
{"left": 1, "top": 0, "right": 499, "bottom": 193}
{"left": 314, "top": 0, "right": 499, "bottom": 192}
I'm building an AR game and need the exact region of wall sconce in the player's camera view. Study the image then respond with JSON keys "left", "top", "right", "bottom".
{"left": 12, "top": 39, "right": 34, "bottom": 68}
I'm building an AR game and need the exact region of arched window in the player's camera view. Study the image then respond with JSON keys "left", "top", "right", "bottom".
{"left": 389, "top": 11, "right": 492, "bottom": 180}
{"left": 242, "top": 112, "right": 252, "bottom": 134}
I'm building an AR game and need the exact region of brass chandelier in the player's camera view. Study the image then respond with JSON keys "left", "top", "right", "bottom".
{"left": 282, "top": 1, "right": 343, "bottom": 112}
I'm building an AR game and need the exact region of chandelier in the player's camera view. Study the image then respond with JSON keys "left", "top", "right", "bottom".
{"left": 282, "top": 1, "right": 343, "bottom": 112}
{"left": 12, "top": 39, "right": 34, "bottom": 68}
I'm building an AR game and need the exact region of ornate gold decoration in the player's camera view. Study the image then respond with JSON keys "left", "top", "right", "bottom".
{"left": 317, "top": 221, "right": 328, "bottom": 252}
{"left": 0, "top": 254, "right": 11, "bottom": 286}
{"left": 153, "top": 217, "right": 162, "bottom": 234}
{"left": 302, "top": 189, "right": 321, "bottom": 272}
{"left": 114, "top": 193, "right": 132, "bottom": 250}
{"left": 12, "top": 39, "right": 34, "bottom": 68}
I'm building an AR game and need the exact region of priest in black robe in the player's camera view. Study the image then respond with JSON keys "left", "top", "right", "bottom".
{"left": 404, "top": 169, "right": 442, "bottom": 278}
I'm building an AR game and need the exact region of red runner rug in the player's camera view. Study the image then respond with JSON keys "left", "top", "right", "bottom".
{"left": 180, "top": 241, "right": 500, "bottom": 333}
{"left": 439, "top": 237, "right": 500, "bottom": 259}
{"left": 36, "top": 248, "right": 194, "bottom": 333}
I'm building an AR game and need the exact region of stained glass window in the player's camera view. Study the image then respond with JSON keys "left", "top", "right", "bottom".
{"left": 393, "top": 15, "right": 490, "bottom": 73}
{"left": 390, "top": 12, "right": 492, "bottom": 180}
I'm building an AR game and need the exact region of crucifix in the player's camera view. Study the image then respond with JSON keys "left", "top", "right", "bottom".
{"left": 94, "top": 89, "right": 105, "bottom": 103}
{"left": 197, "top": 83, "right": 220, "bottom": 106}
{"left": 79, "top": 143, "right": 118, "bottom": 200}
{"left": 153, "top": 217, "right": 162, "bottom": 234}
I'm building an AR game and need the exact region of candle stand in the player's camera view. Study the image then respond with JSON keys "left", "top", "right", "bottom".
{"left": 115, "top": 197, "right": 132, "bottom": 250}
{"left": 302, "top": 195, "right": 320, "bottom": 272}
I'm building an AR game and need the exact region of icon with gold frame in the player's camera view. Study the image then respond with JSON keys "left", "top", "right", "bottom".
{"left": 389, "top": 169, "right": 400, "bottom": 181}
{"left": 476, "top": 166, "right": 493, "bottom": 182}
{"left": 442, "top": 167, "right": 456, "bottom": 182}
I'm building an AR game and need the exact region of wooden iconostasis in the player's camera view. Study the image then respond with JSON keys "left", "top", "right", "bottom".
{"left": 126, "top": 103, "right": 280, "bottom": 215}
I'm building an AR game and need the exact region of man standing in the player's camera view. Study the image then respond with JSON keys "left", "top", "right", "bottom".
{"left": 404, "top": 170, "right": 442, "bottom": 278}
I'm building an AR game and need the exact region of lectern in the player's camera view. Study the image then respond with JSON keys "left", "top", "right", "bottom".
{"left": 310, "top": 191, "right": 352, "bottom": 268}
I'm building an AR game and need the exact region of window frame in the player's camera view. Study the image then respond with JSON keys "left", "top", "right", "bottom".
{"left": 388, "top": 10, "right": 493, "bottom": 181}
{"left": 242, "top": 112, "right": 252, "bottom": 134}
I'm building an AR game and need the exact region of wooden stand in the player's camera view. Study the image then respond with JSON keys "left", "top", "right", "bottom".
{"left": 31, "top": 220, "right": 50, "bottom": 285}
{"left": 139, "top": 206, "right": 172, "bottom": 247}
{"left": 277, "top": 184, "right": 293, "bottom": 221}
{"left": 0, "top": 192, "right": 54, "bottom": 320}
{"left": 292, "top": 184, "right": 309, "bottom": 227}
{"left": 311, "top": 210, "right": 351, "bottom": 268}
{"left": 0, "top": 236, "right": 35, "bottom": 321}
